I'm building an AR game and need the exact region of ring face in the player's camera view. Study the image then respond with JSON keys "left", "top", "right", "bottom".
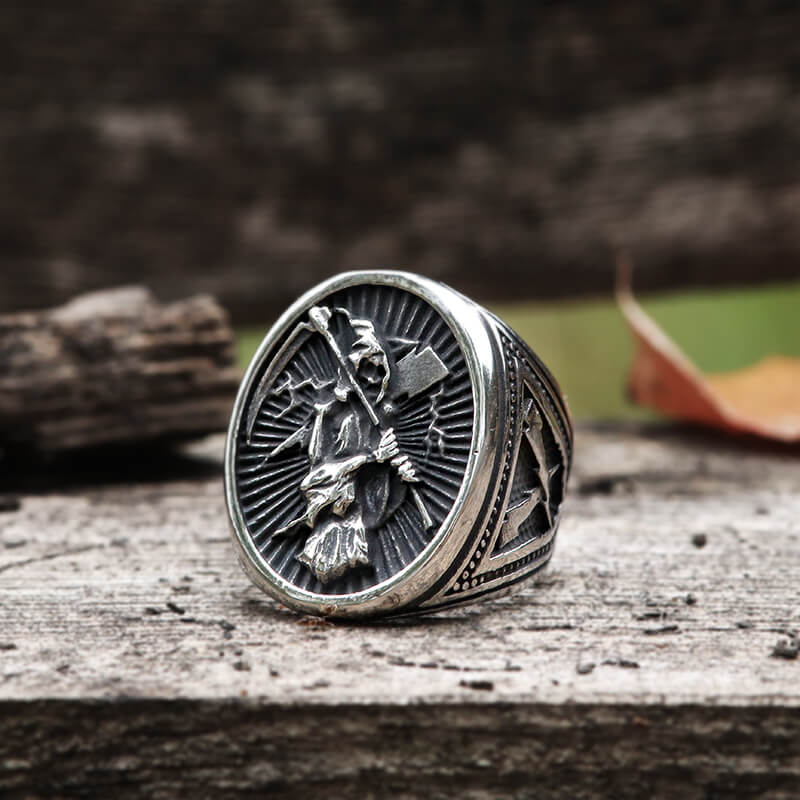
{"left": 231, "top": 280, "right": 474, "bottom": 596}
{"left": 225, "top": 271, "right": 572, "bottom": 618}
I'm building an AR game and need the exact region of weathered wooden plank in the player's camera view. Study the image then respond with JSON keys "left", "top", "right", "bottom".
{"left": 1, "top": 426, "right": 798, "bottom": 797}
{"left": 2, "top": 3, "right": 800, "bottom": 321}
{"left": 1, "top": 703, "right": 798, "bottom": 799}
{"left": 0, "top": 287, "right": 238, "bottom": 452}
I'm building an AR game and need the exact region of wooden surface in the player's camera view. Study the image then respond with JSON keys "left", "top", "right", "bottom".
{"left": 1, "top": 425, "right": 799, "bottom": 798}
{"left": 2, "top": 2, "right": 800, "bottom": 321}
{"left": 0, "top": 287, "right": 238, "bottom": 453}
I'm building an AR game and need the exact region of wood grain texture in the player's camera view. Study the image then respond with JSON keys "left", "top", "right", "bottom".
{"left": 1, "top": 426, "right": 798, "bottom": 797}
{"left": 0, "top": 287, "right": 238, "bottom": 452}
{"left": 2, "top": 2, "right": 800, "bottom": 321}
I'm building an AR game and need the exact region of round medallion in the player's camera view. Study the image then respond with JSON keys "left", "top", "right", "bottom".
{"left": 232, "top": 279, "right": 473, "bottom": 595}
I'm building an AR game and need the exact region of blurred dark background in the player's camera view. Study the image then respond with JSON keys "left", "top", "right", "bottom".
{"left": 2, "top": 1, "right": 800, "bottom": 324}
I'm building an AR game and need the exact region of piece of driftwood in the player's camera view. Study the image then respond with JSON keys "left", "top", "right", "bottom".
{"left": 1, "top": 426, "right": 798, "bottom": 798}
{"left": 0, "top": 287, "right": 238, "bottom": 453}
{"left": 2, "top": 3, "right": 800, "bottom": 322}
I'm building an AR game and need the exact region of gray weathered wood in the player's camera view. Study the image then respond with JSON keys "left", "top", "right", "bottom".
{"left": 2, "top": 3, "right": 800, "bottom": 322}
{"left": 1, "top": 425, "right": 798, "bottom": 798}
{"left": 0, "top": 287, "right": 238, "bottom": 452}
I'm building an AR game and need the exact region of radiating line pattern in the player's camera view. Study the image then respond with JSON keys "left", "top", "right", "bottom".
{"left": 234, "top": 284, "right": 475, "bottom": 596}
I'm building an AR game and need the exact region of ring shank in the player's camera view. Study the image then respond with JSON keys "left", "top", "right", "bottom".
{"left": 416, "top": 307, "right": 573, "bottom": 613}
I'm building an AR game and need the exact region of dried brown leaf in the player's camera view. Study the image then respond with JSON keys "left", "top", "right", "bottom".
{"left": 617, "top": 257, "right": 800, "bottom": 442}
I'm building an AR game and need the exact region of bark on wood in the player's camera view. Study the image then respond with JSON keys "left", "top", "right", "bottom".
{"left": 1, "top": 425, "right": 798, "bottom": 797}
{"left": 1, "top": 3, "right": 800, "bottom": 322}
{"left": 0, "top": 287, "right": 239, "bottom": 452}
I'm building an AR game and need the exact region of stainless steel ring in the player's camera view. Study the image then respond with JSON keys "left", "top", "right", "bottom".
{"left": 224, "top": 270, "right": 572, "bottom": 619}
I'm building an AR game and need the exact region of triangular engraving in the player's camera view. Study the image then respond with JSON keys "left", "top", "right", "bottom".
{"left": 496, "top": 393, "right": 559, "bottom": 550}
{"left": 471, "top": 362, "right": 567, "bottom": 578}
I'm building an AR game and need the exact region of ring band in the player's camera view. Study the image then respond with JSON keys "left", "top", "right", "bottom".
{"left": 224, "top": 271, "right": 572, "bottom": 618}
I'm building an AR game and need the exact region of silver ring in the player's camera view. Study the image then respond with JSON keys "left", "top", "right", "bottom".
{"left": 224, "top": 271, "right": 572, "bottom": 619}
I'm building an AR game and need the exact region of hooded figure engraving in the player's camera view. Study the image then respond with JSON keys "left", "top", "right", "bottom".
{"left": 254, "top": 305, "right": 448, "bottom": 583}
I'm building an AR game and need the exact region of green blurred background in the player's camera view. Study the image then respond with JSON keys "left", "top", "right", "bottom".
{"left": 238, "top": 281, "right": 800, "bottom": 421}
